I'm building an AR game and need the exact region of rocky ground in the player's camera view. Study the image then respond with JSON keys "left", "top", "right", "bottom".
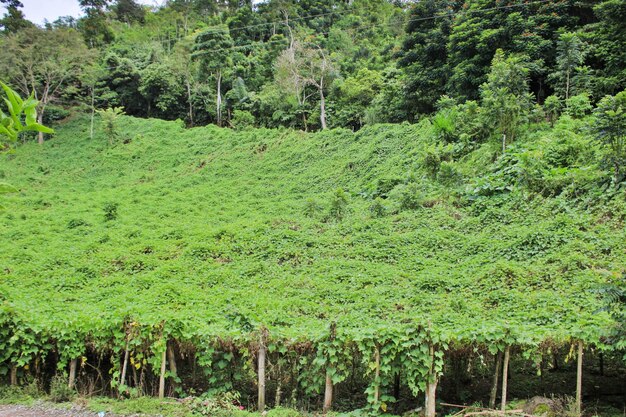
{"left": 0, "top": 404, "right": 112, "bottom": 417}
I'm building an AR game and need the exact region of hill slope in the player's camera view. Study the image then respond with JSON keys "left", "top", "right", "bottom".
{"left": 0, "top": 116, "right": 622, "bottom": 347}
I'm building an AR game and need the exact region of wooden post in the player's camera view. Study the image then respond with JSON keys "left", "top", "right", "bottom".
{"left": 159, "top": 349, "right": 166, "bottom": 399}
{"left": 10, "top": 365, "right": 17, "bottom": 385}
{"left": 167, "top": 342, "right": 178, "bottom": 391}
{"left": 425, "top": 344, "right": 438, "bottom": 417}
{"left": 575, "top": 341, "right": 583, "bottom": 416}
{"left": 323, "top": 323, "right": 337, "bottom": 414}
{"left": 374, "top": 344, "right": 381, "bottom": 405}
{"left": 258, "top": 339, "right": 266, "bottom": 412}
{"left": 500, "top": 346, "right": 510, "bottom": 412}
{"left": 120, "top": 346, "right": 129, "bottom": 387}
{"left": 489, "top": 351, "right": 502, "bottom": 409}
{"left": 323, "top": 370, "right": 333, "bottom": 413}
{"left": 68, "top": 358, "right": 78, "bottom": 389}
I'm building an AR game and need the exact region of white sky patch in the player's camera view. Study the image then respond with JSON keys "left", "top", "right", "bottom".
{"left": 0, "top": 0, "right": 166, "bottom": 25}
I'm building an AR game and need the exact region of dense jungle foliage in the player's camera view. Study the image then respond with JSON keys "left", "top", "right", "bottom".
{"left": 0, "top": 0, "right": 625, "bottom": 415}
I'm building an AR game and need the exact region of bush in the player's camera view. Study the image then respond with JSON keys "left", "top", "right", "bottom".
{"left": 103, "top": 202, "right": 119, "bottom": 221}
{"left": 230, "top": 110, "right": 256, "bottom": 130}
{"left": 42, "top": 105, "right": 71, "bottom": 125}
{"left": 369, "top": 197, "right": 386, "bottom": 217}
{"left": 389, "top": 182, "right": 423, "bottom": 211}
{"left": 97, "top": 107, "right": 125, "bottom": 145}
{"left": 303, "top": 198, "right": 322, "bottom": 218}
{"left": 188, "top": 391, "right": 243, "bottom": 417}
{"left": 49, "top": 374, "right": 74, "bottom": 403}
{"left": 438, "top": 161, "right": 462, "bottom": 186}
{"left": 328, "top": 188, "right": 349, "bottom": 221}
{"left": 565, "top": 93, "right": 592, "bottom": 119}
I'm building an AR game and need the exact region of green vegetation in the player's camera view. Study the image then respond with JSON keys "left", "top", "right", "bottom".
{"left": 0, "top": 0, "right": 625, "bottom": 414}
{"left": 1, "top": 102, "right": 625, "bottom": 411}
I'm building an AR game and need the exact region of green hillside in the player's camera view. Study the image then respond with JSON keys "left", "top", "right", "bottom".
{"left": 1, "top": 115, "right": 621, "bottom": 349}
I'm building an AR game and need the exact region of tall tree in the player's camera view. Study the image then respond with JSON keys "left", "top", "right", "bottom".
{"left": 591, "top": 91, "right": 626, "bottom": 183}
{"left": 78, "top": 0, "right": 114, "bottom": 47}
{"left": 275, "top": 40, "right": 336, "bottom": 130}
{"left": 398, "top": 0, "right": 456, "bottom": 117}
{"left": 0, "top": 27, "right": 94, "bottom": 144}
{"left": 0, "top": 0, "right": 32, "bottom": 34}
{"left": 554, "top": 32, "right": 586, "bottom": 101}
{"left": 586, "top": 0, "right": 626, "bottom": 96}
{"left": 113, "top": 0, "right": 146, "bottom": 24}
{"left": 479, "top": 50, "right": 532, "bottom": 147}
{"left": 193, "top": 26, "right": 234, "bottom": 126}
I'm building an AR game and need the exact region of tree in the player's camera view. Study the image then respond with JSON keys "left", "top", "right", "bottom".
{"left": 333, "top": 68, "right": 383, "bottom": 129}
{"left": 275, "top": 40, "right": 336, "bottom": 130}
{"left": 587, "top": 0, "right": 626, "bottom": 96}
{"left": 193, "top": 26, "right": 234, "bottom": 127}
{"left": 0, "top": 27, "right": 94, "bottom": 144}
{"left": 591, "top": 91, "right": 626, "bottom": 182}
{"left": 479, "top": 50, "right": 532, "bottom": 148}
{"left": 543, "top": 95, "right": 562, "bottom": 127}
{"left": 78, "top": 0, "right": 114, "bottom": 47}
{"left": 398, "top": 0, "right": 455, "bottom": 117}
{"left": 113, "top": 0, "right": 146, "bottom": 24}
{"left": 553, "top": 32, "right": 586, "bottom": 101}
{"left": 0, "top": 0, "right": 33, "bottom": 34}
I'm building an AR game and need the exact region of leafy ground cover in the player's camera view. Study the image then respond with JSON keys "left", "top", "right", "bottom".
{"left": 0, "top": 114, "right": 624, "bottom": 411}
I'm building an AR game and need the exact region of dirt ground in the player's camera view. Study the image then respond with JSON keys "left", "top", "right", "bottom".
{"left": 0, "top": 404, "right": 111, "bottom": 417}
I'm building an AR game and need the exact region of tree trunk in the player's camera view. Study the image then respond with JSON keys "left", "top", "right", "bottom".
{"left": 216, "top": 71, "right": 222, "bottom": 127}
{"left": 68, "top": 358, "right": 78, "bottom": 389}
{"left": 159, "top": 349, "right": 167, "bottom": 399}
{"left": 10, "top": 365, "right": 17, "bottom": 385}
{"left": 90, "top": 86, "right": 95, "bottom": 140}
{"left": 186, "top": 79, "right": 194, "bottom": 127}
{"left": 258, "top": 342, "right": 266, "bottom": 412}
{"left": 319, "top": 87, "right": 327, "bottom": 130}
{"left": 374, "top": 345, "right": 381, "bottom": 404}
{"left": 425, "top": 344, "right": 438, "bottom": 417}
{"left": 167, "top": 342, "right": 178, "bottom": 393}
{"left": 489, "top": 351, "right": 503, "bottom": 409}
{"left": 576, "top": 341, "right": 583, "bottom": 416}
{"left": 426, "top": 378, "right": 438, "bottom": 417}
{"left": 120, "top": 346, "right": 129, "bottom": 387}
{"left": 275, "top": 380, "right": 282, "bottom": 408}
{"left": 37, "top": 112, "right": 45, "bottom": 144}
{"left": 323, "top": 370, "right": 333, "bottom": 413}
{"left": 500, "top": 346, "right": 510, "bottom": 412}
{"left": 565, "top": 70, "right": 570, "bottom": 101}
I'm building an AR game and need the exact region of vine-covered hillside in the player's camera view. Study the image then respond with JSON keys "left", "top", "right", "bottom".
{"left": 0, "top": 115, "right": 622, "bottom": 346}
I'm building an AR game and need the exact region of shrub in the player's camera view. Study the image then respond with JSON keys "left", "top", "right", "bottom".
{"left": 565, "top": 93, "right": 592, "bottom": 119}
{"left": 369, "top": 197, "right": 386, "bottom": 217}
{"left": 97, "top": 107, "right": 125, "bottom": 145}
{"left": 42, "top": 105, "right": 71, "bottom": 125}
{"left": 103, "top": 202, "right": 119, "bottom": 221}
{"left": 231, "top": 110, "right": 255, "bottom": 130}
{"left": 188, "top": 391, "right": 243, "bottom": 417}
{"left": 67, "top": 218, "right": 89, "bottom": 229}
{"left": 328, "top": 188, "right": 349, "bottom": 221}
{"left": 438, "top": 161, "right": 462, "bottom": 186}
{"left": 49, "top": 374, "right": 74, "bottom": 403}
{"left": 303, "top": 198, "right": 322, "bottom": 218}
{"left": 389, "top": 182, "right": 423, "bottom": 211}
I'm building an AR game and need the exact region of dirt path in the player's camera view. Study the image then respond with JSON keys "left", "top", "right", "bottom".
{"left": 0, "top": 404, "right": 105, "bottom": 417}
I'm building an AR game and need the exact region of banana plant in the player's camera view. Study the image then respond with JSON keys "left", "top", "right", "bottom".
{"left": 1, "top": 80, "right": 54, "bottom": 146}
{"left": 1, "top": 81, "right": 54, "bottom": 209}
